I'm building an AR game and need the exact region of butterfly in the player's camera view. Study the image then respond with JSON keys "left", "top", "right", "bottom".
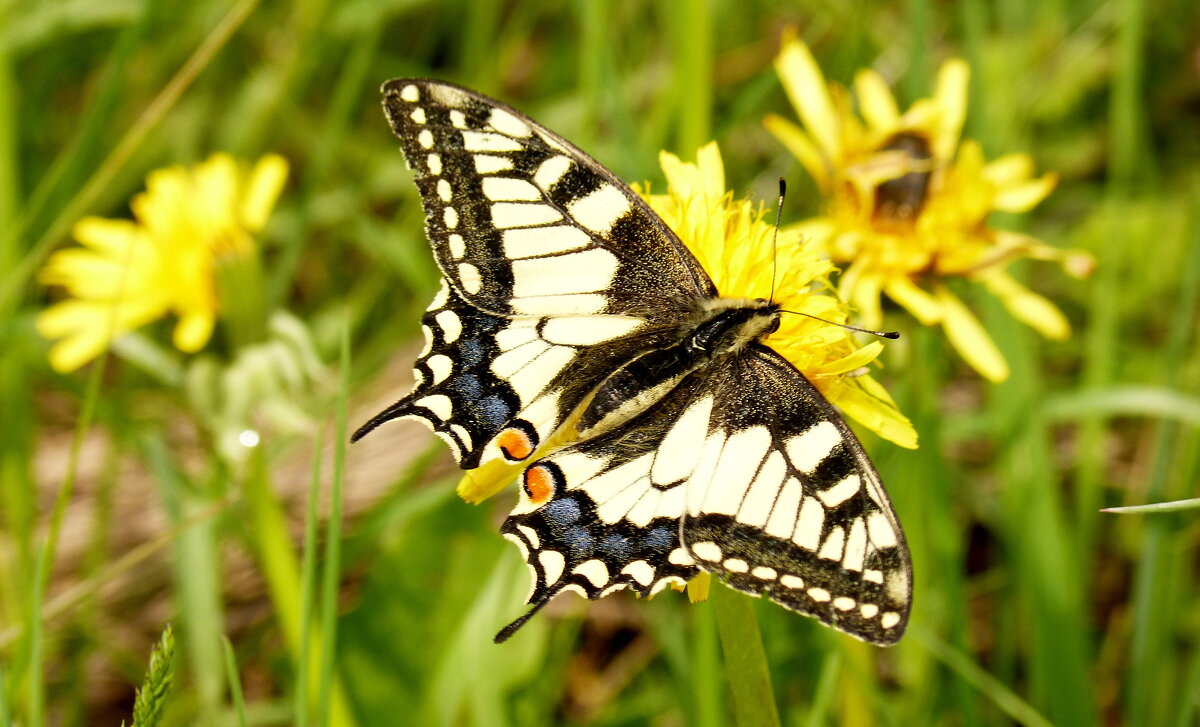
{"left": 353, "top": 79, "right": 912, "bottom": 645}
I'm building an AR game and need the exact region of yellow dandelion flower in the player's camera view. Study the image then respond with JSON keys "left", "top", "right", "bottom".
{"left": 37, "top": 153, "right": 289, "bottom": 372}
{"left": 458, "top": 141, "right": 917, "bottom": 504}
{"left": 765, "top": 32, "right": 1093, "bottom": 382}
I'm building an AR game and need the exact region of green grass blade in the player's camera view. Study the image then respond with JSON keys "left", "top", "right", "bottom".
{"left": 317, "top": 315, "right": 351, "bottom": 727}
{"left": 132, "top": 624, "right": 176, "bottom": 727}
{"left": 222, "top": 637, "right": 249, "bottom": 727}
{"left": 712, "top": 585, "right": 781, "bottom": 727}
{"left": 1102, "top": 498, "right": 1200, "bottom": 515}
{"left": 296, "top": 424, "right": 325, "bottom": 727}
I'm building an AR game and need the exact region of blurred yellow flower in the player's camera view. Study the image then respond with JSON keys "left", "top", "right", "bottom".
{"left": 458, "top": 141, "right": 916, "bottom": 504}
{"left": 765, "top": 33, "right": 1092, "bottom": 382}
{"left": 37, "top": 153, "right": 288, "bottom": 372}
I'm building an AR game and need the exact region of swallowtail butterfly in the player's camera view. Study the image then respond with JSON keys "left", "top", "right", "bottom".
{"left": 354, "top": 79, "right": 912, "bottom": 645}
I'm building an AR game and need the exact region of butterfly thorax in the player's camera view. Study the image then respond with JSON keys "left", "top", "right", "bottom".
{"left": 575, "top": 298, "right": 781, "bottom": 439}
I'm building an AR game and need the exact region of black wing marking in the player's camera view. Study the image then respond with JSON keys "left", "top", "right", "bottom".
{"left": 497, "top": 346, "right": 911, "bottom": 645}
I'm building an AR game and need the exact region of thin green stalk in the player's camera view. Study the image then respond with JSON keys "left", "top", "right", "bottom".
{"left": 803, "top": 651, "right": 841, "bottom": 727}
{"left": 316, "top": 317, "right": 350, "bottom": 727}
{"left": 670, "top": 0, "right": 712, "bottom": 157}
{"left": 711, "top": 586, "right": 781, "bottom": 727}
{"left": 295, "top": 425, "right": 325, "bottom": 727}
{"left": 222, "top": 637, "right": 249, "bottom": 727}
{"left": 0, "top": 4, "right": 19, "bottom": 270}
{"left": 27, "top": 338, "right": 109, "bottom": 726}
{"left": 0, "top": 0, "right": 260, "bottom": 316}
{"left": 693, "top": 597, "right": 723, "bottom": 727}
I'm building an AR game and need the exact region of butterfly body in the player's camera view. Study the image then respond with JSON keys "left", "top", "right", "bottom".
{"left": 356, "top": 79, "right": 912, "bottom": 645}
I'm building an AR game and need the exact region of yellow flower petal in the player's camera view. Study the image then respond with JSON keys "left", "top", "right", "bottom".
{"left": 832, "top": 375, "right": 919, "bottom": 449}
{"left": 884, "top": 276, "right": 943, "bottom": 325}
{"left": 70, "top": 217, "right": 141, "bottom": 257}
{"left": 979, "top": 271, "right": 1071, "bottom": 340}
{"left": 764, "top": 114, "right": 829, "bottom": 189}
{"left": 845, "top": 264, "right": 884, "bottom": 329}
{"left": 992, "top": 173, "right": 1057, "bottom": 213}
{"left": 775, "top": 32, "right": 841, "bottom": 161}
{"left": 936, "top": 286, "right": 1009, "bottom": 382}
{"left": 457, "top": 458, "right": 522, "bottom": 503}
{"left": 687, "top": 572, "right": 711, "bottom": 602}
{"left": 981, "top": 153, "right": 1033, "bottom": 186}
{"left": 854, "top": 68, "right": 900, "bottom": 134}
{"left": 174, "top": 310, "right": 215, "bottom": 352}
{"left": 932, "top": 58, "right": 970, "bottom": 161}
{"left": 241, "top": 154, "right": 290, "bottom": 230}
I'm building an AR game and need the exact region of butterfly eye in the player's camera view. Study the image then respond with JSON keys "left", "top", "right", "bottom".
{"left": 764, "top": 316, "right": 782, "bottom": 335}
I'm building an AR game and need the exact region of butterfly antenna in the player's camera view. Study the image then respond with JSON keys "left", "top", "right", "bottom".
{"left": 770, "top": 178, "right": 786, "bottom": 304}
{"left": 780, "top": 309, "right": 901, "bottom": 340}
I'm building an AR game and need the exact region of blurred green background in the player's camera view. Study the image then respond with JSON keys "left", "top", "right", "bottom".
{"left": 2, "top": 0, "right": 1199, "bottom": 725}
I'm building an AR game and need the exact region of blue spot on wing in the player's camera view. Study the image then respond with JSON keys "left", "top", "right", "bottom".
{"left": 544, "top": 498, "right": 581, "bottom": 526}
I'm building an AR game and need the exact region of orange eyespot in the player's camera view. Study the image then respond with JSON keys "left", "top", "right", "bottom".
{"left": 497, "top": 423, "right": 537, "bottom": 461}
{"left": 522, "top": 465, "right": 555, "bottom": 504}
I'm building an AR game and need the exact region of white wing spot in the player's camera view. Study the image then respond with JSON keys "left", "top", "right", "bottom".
{"left": 501, "top": 225, "right": 591, "bottom": 258}
{"left": 866, "top": 511, "right": 899, "bottom": 548}
{"left": 511, "top": 248, "right": 617, "bottom": 297}
{"left": 541, "top": 315, "right": 643, "bottom": 346}
{"left": 426, "top": 354, "right": 452, "bottom": 384}
{"left": 418, "top": 129, "right": 434, "bottom": 149}
{"left": 807, "top": 587, "right": 831, "bottom": 603}
{"left": 736, "top": 450, "right": 787, "bottom": 528}
{"left": 450, "top": 423, "right": 471, "bottom": 449}
{"left": 449, "top": 109, "right": 467, "bottom": 129}
{"left": 668, "top": 548, "right": 695, "bottom": 566}
{"left": 400, "top": 84, "right": 419, "bottom": 102}
{"left": 491, "top": 202, "right": 563, "bottom": 229}
{"left": 786, "top": 420, "right": 841, "bottom": 474}
{"left": 621, "top": 561, "right": 654, "bottom": 586}
{"left": 751, "top": 566, "right": 777, "bottom": 580}
{"left": 723, "top": 558, "right": 749, "bottom": 573}
{"left": 443, "top": 206, "right": 458, "bottom": 228}
{"left": 861, "top": 603, "right": 879, "bottom": 619}
{"left": 510, "top": 293, "right": 608, "bottom": 316}
{"left": 792, "top": 496, "right": 825, "bottom": 551}
{"left": 843, "top": 518, "right": 867, "bottom": 572}
{"left": 833, "top": 596, "right": 856, "bottom": 611}
{"left": 691, "top": 541, "right": 722, "bottom": 562}
{"left": 448, "top": 233, "right": 466, "bottom": 259}
{"left": 539, "top": 550, "right": 565, "bottom": 586}
{"left": 780, "top": 574, "right": 804, "bottom": 589}
{"left": 567, "top": 184, "right": 631, "bottom": 234}
{"left": 764, "top": 478, "right": 802, "bottom": 539}
{"left": 474, "top": 154, "right": 514, "bottom": 173}
{"left": 652, "top": 396, "right": 714, "bottom": 486}
{"left": 864, "top": 569, "right": 884, "bottom": 584}
{"left": 573, "top": 559, "right": 609, "bottom": 587}
{"left": 456, "top": 263, "right": 481, "bottom": 294}
{"left": 418, "top": 324, "right": 433, "bottom": 357}
{"left": 483, "top": 177, "right": 541, "bottom": 202}
{"left": 818, "top": 526, "right": 845, "bottom": 561}
{"left": 534, "top": 156, "right": 572, "bottom": 190}
{"left": 415, "top": 394, "right": 452, "bottom": 420}
{"left": 437, "top": 179, "right": 452, "bottom": 202}
{"left": 410, "top": 107, "right": 426, "bottom": 124}
{"left": 427, "top": 153, "right": 442, "bottom": 175}
{"left": 881, "top": 612, "right": 901, "bottom": 629}
{"left": 488, "top": 108, "right": 532, "bottom": 137}
{"left": 463, "top": 131, "right": 523, "bottom": 152}
{"left": 434, "top": 309, "right": 462, "bottom": 342}
{"left": 819, "top": 474, "right": 861, "bottom": 508}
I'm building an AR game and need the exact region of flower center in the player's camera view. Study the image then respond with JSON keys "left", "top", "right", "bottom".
{"left": 873, "top": 132, "right": 933, "bottom": 224}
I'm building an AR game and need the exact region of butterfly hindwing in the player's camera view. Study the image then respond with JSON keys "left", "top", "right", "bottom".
{"left": 499, "top": 347, "right": 910, "bottom": 645}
